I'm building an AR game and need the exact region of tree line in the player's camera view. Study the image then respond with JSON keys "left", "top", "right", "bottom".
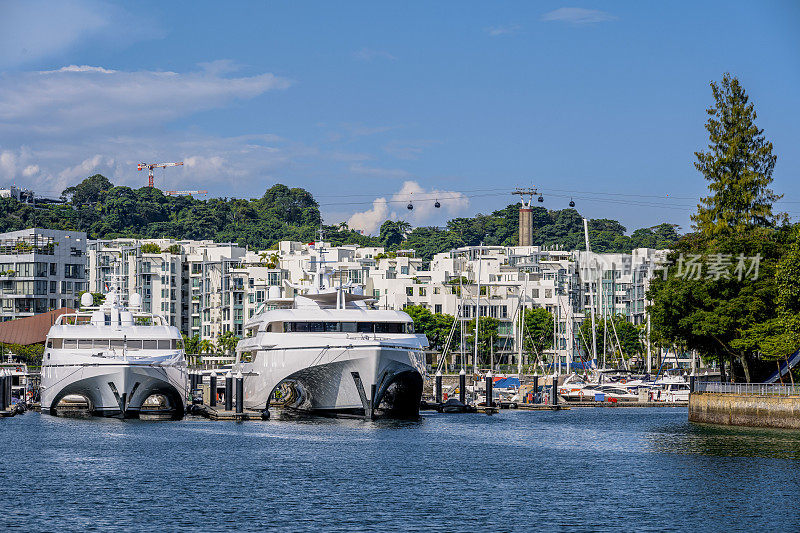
{"left": 0, "top": 179, "right": 678, "bottom": 265}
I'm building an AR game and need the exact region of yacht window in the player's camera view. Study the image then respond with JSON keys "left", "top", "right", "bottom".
{"left": 143, "top": 340, "right": 158, "bottom": 350}
{"left": 158, "top": 340, "right": 171, "bottom": 349}
{"left": 127, "top": 340, "right": 142, "bottom": 350}
{"left": 324, "top": 322, "right": 340, "bottom": 332}
{"left": 341, "top": 322, "right": 357, "bottom": 333}
{"left": 63, "top": 339, "right": 77, "bottom": 349}
{"left": 357, "top": 322, "right": 374, "bottom": 334}
{"left": 77, "top": 339, "right": 92, "bottom": 349}
{"left": 375, "top": 323, "right": 404, "bottom": 334}
{"left": 51, "top": 338, "right": 63, "bottom": 349}
{"left": 110, "top": 339, "right": 124, "bottom": 349}
{"left": 265, "top": 323, "right": 272, "bottom": 333}
{"left": 46, "top": 339, "right": 53, "bottom": 348}
{"left": 94, "top": 339, "right": 110, "bottom": 349}
{"left": 405, "top": 323, "right": 415, "bottom": 334}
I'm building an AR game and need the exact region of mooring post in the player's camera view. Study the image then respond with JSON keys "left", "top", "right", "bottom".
{"left": 209, "top": 371, "right": 217, "bottom": 407}
{"left": 485, "top": 371, "right": 493, "bottom": 408}
{"left": 6, "top": 370, "right": 11, "bottom": 407}
{"left": 0, "top": 371, "right": 7, "bottom": 412}
{"left": 435, "top": 370, "right": 443, "bottom": 404}
{"left": 689, "top": 375, "right": 696, "bottom": 394}
{"left": 235, "top": 372, "right": 244, "bottom": 414}
{"left": 225, "top": 372, "right": 233, "bottom": 411}
{"left": 551, "top": 376, "right": 559, "bottom": 406}
{"left": 459, "top": 368, "right": 466, "bottom": 404}
{"left": 532, "top": 375, "right": 539, "bottom": 404}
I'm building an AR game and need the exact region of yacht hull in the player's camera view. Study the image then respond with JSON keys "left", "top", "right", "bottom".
{"left": 41, "top": 357, "right": 188, "bottom": 419}
{"left": 240, "top": 343, "right": 425, "bottom": 418}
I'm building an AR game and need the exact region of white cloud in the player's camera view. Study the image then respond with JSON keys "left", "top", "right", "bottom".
{"left": 347, "top": 198, "right": 390, "bottom": 235}
{"left": 0, "top": 0, "right": 155, "bottom": 68}
{"left": 0, "top": 65, "right": 292, "bottom": 137}
{"left": 22, "top": 165, "right": 39, "bottom": 177}
{"left": 52, "top": 65, "right": 117, "bottom": 74}
{"left": 346, "top": 181, "right": 470, "bottom": 235}
{"left": 541, "top": 7, "right": 617, "bottom": 24}
{"left": 485, "top": 24, "right": 521, "bottom": 36}
{"left": 353, "top": 48, "right": 396, "bottom": 62}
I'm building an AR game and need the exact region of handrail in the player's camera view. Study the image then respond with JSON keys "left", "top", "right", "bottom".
{"left": 695, "top": 382, "right": 800, "bottom": 396}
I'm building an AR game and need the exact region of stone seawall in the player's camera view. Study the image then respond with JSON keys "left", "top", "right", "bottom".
{"left": 689, "top": 392, "right": 800, "bottom": 429}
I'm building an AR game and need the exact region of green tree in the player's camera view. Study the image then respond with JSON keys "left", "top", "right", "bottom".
{"left": 183, "top": 334, "right": 200, "bottom": 354}
{"left": 466, "top": 316, "right": 499, "bottom": 365}
{"left": 692, "top": 73, "right": 782, "bottom": 237}
{"left": 140, "top": 242, "right": 161, "bottom": 254}
{"left": 198, "top": 339, "right": 215, "bottom": 355}
{"left": 218, "top": 330, "right": 240, "bottom": 356}
{"left": 405, "top": 305, "right": 458, "bottom": 353}
{"left": 522, "top": 308, "right": 554, "bottom": 359}
{"left": 648, "top": 74, "right": 786, "bottom": 382}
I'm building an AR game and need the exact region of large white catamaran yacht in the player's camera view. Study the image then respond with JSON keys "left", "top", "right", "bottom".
{"left": 40, "top": 291, "right": 189, "bottom": 419}
{"left": 234, "top": 248, "right": 428, "bottom": 418}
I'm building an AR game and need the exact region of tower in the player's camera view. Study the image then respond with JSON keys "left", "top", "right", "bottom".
{"left": 512, "top": 188, "right": 538, "bottom": 247}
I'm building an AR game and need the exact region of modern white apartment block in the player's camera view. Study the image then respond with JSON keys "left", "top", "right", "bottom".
{"left": 83, "top": 235, "right": 664, "bottom": 369}
{"left": 88, "top": 239, "right": 288, "bottom": 342}
{"left": 0, "top": 228, "right": 88, "bottom": 320}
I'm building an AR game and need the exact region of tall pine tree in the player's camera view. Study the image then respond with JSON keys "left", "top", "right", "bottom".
{"left": 692, "top": 73, "right": 782, "bottom": 236}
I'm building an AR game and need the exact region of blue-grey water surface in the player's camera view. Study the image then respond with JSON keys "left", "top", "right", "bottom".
{"left": 2, "top": 408, "right": 800, "bottom": 531}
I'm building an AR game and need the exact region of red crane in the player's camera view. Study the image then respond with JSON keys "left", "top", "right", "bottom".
{"left": 137, "top": 161, "right": 184, "bottom": 188}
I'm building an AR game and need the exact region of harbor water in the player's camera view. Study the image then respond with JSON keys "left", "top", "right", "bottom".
{"left": 3, "top": 408, "right": 800, "bottom": 531}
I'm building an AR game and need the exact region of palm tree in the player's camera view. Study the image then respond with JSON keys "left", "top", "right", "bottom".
{"left": 396, "top": 220, "right": 412, "bottom": 237}
{"left": 218, "top": 331, "right": 240, "bottom": 356}
{"left": 198, "top": 339, "right": 215, "bottom": 365}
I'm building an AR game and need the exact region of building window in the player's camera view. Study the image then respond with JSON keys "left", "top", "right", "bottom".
{"left": 400, "top": 266, "right": 409, "bottom": 275}
{"left": 434, "top": 304, "right": 442, "bottom": 314}
{"left": 500, "top": 305, "right": 507, "bottom": 319}
{"left": 418, "top": 287, "right": 426, "bottom": 296}
{"left": 406, "top": 287, "right": 413, "bottom": 296}
{"left": 433, "top": 287, "right": 440, "bottom": 294}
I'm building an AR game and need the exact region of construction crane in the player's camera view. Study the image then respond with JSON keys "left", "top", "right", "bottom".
{"left": 165, "top": 190, "right": 209, "bottom": 197}
{"left": 137, "top": 161, "right": 184, "bottom": 188}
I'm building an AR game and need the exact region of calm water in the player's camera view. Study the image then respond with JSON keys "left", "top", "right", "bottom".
{"left": 2, "top": 408, "right": 800, "bottom": 531}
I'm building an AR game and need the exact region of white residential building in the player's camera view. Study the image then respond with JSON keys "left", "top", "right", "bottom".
{"left": 0, "top": 228, "right": 88, "bottom": 320}
{"left": 86, "top": 236, "right": 664, "bottom": 371}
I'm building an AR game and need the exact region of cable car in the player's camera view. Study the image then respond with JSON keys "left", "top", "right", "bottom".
{"left": 569, "top": 198, "right": 575, "bottom": 207}
{"left": 434, "top": 200, "right": 441, "bottom": 208}
{"left": 537, "top": 195, "right": 544, "bottom": 203}
{"left": 407, "top": 202, "right": 414, "bottom": 210}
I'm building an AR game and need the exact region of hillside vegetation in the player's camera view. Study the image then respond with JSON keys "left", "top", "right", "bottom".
{"left": 0, "top": 174, "right": 679, "bottom": 260}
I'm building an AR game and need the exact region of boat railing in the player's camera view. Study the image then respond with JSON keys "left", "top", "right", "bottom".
{"left": 695, "top": 382, "right": 800, "bottom": 396}
{"left": 54, "top": 312, "right": 168, "bottom": 326}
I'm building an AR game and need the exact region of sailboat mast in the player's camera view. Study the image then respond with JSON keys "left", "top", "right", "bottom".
{"left": 583, "top": 218, "right": 598, "bottom": 368}
{"left": 474, "top": 243, "right": 482, "bottom": 375}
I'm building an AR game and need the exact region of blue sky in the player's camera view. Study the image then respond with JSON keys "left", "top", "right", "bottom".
{"left": 0, "top": 1, "right": 798, "bottom": 234}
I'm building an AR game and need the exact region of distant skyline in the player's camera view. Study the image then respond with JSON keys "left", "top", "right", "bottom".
{"left": 0, "top": 1, "right": 798, "bottom": 234}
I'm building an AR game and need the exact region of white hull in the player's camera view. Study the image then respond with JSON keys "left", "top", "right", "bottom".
{"left": 41, "top": 353, "right": 188, "bottom": 418}
{"left": 239, "top": 341, "right": 425, "bottom": 416}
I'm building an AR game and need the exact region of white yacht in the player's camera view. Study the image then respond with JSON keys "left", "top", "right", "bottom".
{"left": 234, "top": 289, "right": 428, "bottom": 418}
{"left": 40, "top": 291, "right": 189, "bottom": 419}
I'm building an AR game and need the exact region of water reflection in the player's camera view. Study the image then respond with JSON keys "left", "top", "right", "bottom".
{"left": 649, "top": 421, "right": 800, "bottom": 459}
